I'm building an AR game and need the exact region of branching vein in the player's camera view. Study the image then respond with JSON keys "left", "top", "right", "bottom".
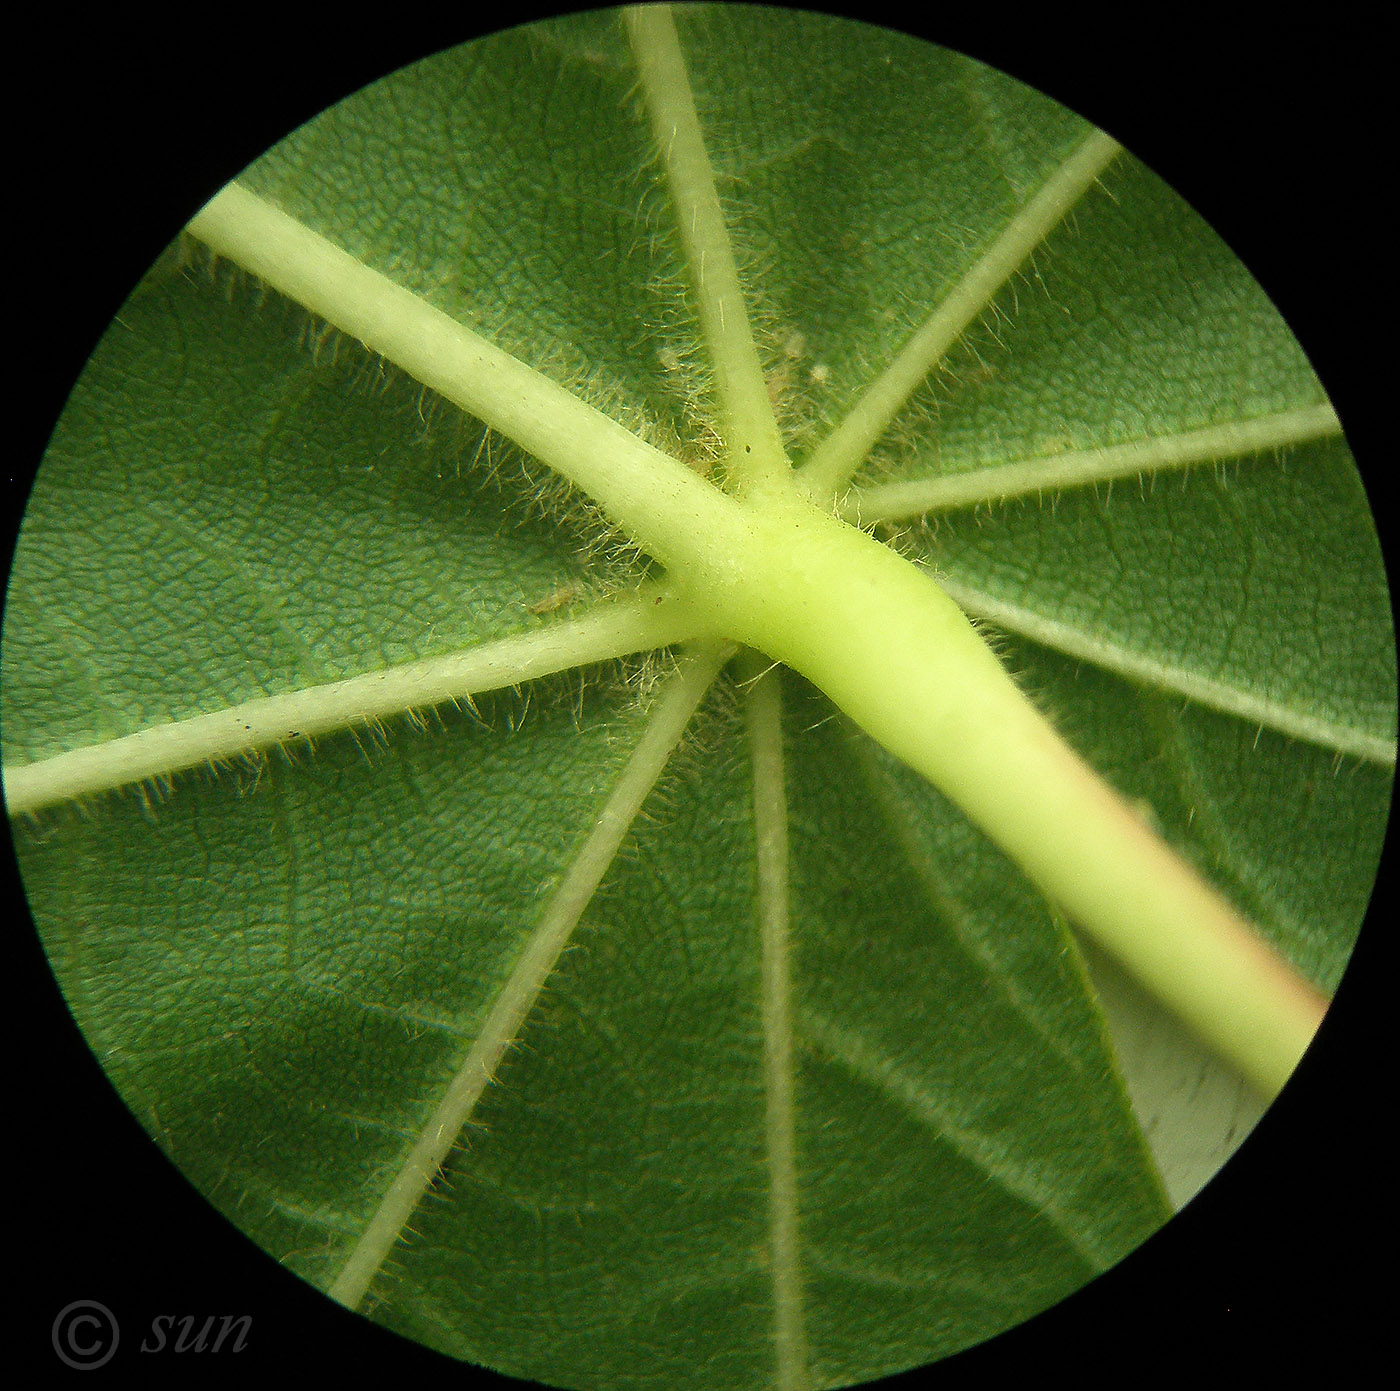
{"left": 740, "top": 653, "right": 809, "bottom": 1391}
{"left": 799, "top": 129, "right": 1123, "bottom": 501}
{"left": 328, "top": 643, "right": 731, "bottom": 1310}
{"left": 843, "top": 404, "right": 1343, "bottom": 523}
{"left": 624, "top": 4, "right": 791, "bottom": 493}
{"left": 3, "top": 587, "right": 704, "bottom": 814}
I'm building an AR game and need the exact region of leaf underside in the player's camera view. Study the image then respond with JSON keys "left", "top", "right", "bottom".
{"left": 3, "top": 8, "right": 1392, "bottom": 1390}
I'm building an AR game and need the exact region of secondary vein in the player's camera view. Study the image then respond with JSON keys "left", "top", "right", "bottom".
{"left": 186, "top": 182, "right": 741, "bottom": 573}
{"left": 842, "top": 404, "right": 1344, "bottom": 523}
{"left": 935, "top": 575, "right": 1397, "bottom": 766}
{"left": 327, "top": 643, "right": 731, "bottom": 1310}
{"left": 3, "top": 587, "right": 703, "bottom": 815}
{"left": 799, "top": 129, "right": 1123, "bottom": 501}
{"left": 624, "top": 4, "right": 791, "bottom": 494}
{"left": 740, "top": 653, "right": 810, "bottom": 1391}
{"left": 800, "top": 1008, "right": 1112, "bottom": 1271}
{"left": 845, "top": 732, "right": 1084, "bottom": 1073}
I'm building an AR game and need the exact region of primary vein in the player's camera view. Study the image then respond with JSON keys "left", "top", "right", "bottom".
{"left": 328, "top": 643, "right": 730, "bottom": 1310}
{"left": 936, "top": 575, "right": 1397, "bottom": 766}
{"left": 799, "top": 129, "right": 1123, "bottom": 501}
{"left": 740, "top": 654, "right": 809, "bottom": 1391}
{"left": 186, "top": 182, "right": 741, "bottom": 573}
{"left": 3, "top": 588, "right": 702, "bottom": 814}
{"left": 624, "top": 4, "right": 791, "bottom": 493}
{"left": 843, "top": 404, "right": 1343, "bottom": 523}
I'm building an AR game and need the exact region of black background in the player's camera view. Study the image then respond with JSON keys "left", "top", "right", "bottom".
{"left": 7, "top": 6, "right": 1389, "bottom": 1385}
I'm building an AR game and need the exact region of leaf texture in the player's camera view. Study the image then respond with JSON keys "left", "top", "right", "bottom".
{"left": 4, "top": 8, "right": 1392, "bottom": 1389}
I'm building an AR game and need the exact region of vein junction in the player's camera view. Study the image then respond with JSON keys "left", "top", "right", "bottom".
{"left": 10, "top": 9, "right": 1365, "bottom": 1346}
{"left": 24, "top": 14, "right": 1328, "bottom": 1110}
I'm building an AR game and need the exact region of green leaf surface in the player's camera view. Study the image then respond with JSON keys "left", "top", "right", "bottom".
{"left": 4, "top": 8, "right": 1392, "bottom": 1389}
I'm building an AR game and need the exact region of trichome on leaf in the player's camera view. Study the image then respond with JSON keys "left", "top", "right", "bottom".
{"left": 3, "top": 7, "right": 1393, "bottom": 1390}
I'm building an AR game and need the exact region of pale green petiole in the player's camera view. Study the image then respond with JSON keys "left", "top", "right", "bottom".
{"left": 183, "top": 182, "right": 1324, "bottom": 1096}
{"left": 674, "top": 495, "right": 1327, "bottom": 1098}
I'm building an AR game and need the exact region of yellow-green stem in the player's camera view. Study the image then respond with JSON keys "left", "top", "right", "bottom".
{"left": 677, "top": 495, "right": 1326, "bottom": 1097}
{"left": 185, "top": 186, "right": 1325, "bottom": 1099}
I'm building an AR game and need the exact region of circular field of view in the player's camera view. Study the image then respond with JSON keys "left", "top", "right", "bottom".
{"left": 5, "top": 8, "right": 1392, "bottom": 1388}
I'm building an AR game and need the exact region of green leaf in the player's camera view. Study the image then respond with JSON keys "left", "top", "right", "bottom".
{"left": 4, "top": 8, "right": 1392, "bottom": 1389}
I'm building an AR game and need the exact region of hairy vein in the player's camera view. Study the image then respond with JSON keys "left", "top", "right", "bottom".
{"left": 843, "top": 404, "right": 1343, "bottom": 523}
{"left": 739, "top": 653, "right": 809, "bottom": 1391}
{"left": 328, "top": 643, "right": 731, "bottom": 1310}
{"left": 624, "top": 4, "right": 791, "bottom": 493}
{"left": 799, "top": 129, "right": 1123, "bottom": 501}
{"left": 3, "top": 587, "right": 703, "bottom": 815}
{"left": 186, "top": 183, "right": 742, "bottom": 572}
{"left": 936, "top": 575, "right": 1397, "bottom": 766}
{"left": 800, "top": 1008, "right": 1112, "bottom": 1271}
